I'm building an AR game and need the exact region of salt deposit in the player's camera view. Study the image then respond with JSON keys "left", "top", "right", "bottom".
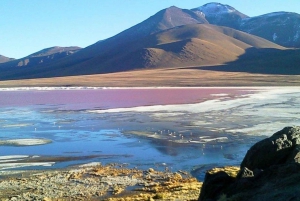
{"left": 0, "top": 138, "right": 52, "bottom": 146}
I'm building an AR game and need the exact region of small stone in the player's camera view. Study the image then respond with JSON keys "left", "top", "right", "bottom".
{"left": 173, "top": 172, "right": 182, "bottom": 180}
{"left": 237, "top": 167, "right": 254, "bottom": 179}
{"left": 148, "top": 168, "right": 155, "bottom": 173}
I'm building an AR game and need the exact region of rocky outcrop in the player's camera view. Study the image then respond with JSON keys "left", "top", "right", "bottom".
{"left": 241, "top": 126, "right": 300, "bottom": 170}
{"left": 199, "top": 126, "right": 300, "bottom": 201}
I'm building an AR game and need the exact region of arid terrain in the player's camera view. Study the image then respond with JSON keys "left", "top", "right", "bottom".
{"left": 0, "top": 163, "right": 202, "bottom": 201}
{"left": 1, "top": 67, "right": 300, "bottom": 88}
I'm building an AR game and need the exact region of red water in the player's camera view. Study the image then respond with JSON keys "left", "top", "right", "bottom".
{"left": 0, "top": 88, "right": 256, "bottom": 109}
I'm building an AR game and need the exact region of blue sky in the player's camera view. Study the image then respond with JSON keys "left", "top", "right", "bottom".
{"left": 1, "top": 0, "right": 300, "bottom": 59}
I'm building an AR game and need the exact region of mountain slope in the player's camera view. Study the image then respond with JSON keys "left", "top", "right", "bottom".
{"left": 0, "top": 24, "right": 284, "bottom": 80}
{"left": 41, "top": 6, "right": 209, "bottom": 71}
{"left": 0, "top": 46, "right": 81, "bottom": 69}
{"left": 0, "top": 55, "right": 14, "bottom": 64}
{"left": 90, "top": 24, "right": 283, "bottom": 71}
{"left": 240, "top": 12, "right": 300, "bottom": 47}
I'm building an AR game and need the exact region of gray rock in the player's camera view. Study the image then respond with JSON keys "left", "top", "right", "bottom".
{"left": 236, "top": 167, "right": 254, "bottom": 179}
{"left": 199, "top": 126, "right": 300, "bottom": 201}
{"left": 241, "top": 126, "right": 300, "bottom": 170}
{"left": 199, "top": 170, "right": 235, "bottom": 201}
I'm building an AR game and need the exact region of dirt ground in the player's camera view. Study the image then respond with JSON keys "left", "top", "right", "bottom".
{"left": 0, "top": 163, "right": 202, "bottom": 201}
{"left": 1, "top": 67, "right": 300, "bottom": 88}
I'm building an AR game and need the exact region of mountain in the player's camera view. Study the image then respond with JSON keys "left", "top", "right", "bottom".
{"left": 0, "top": 3, "right": 298, "bottom": 81}
{"left": 192, "top": 2, "right": 300, "bottom": 47}
{"left": 0, "top": 23, "right": 284, "bottom": 80}
{"left": 192, "top": 2, "right": 249, "bottom": 29}
{"left": 38, "top": 6, "right": 209, "bottom": 70}
{"left": 0, "top": 46, "right": 81, "bottom": 69}
{"left": 86, "top": 24, "right": 283, "bottom": 72}
{"left": 0, "top": 6, "right": 209, "bottom": 80}
{"left": 0, "top": 55, "right": 14, "bottom": 64}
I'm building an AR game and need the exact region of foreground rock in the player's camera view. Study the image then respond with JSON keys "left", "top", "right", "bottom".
{"left": 199, "top": 126, "right": 300, "bottom": 201}
{"left": 0, "top": 163, "right": 201, "bottom": 201}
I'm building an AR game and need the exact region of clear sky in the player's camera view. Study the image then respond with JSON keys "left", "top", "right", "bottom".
{"left": 1, "top": 0, "right": 300, "bottom": 59}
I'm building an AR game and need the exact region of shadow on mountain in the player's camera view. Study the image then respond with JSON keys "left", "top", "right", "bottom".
{"left": 195, "top": 48, "right": 300, "bottom": 75}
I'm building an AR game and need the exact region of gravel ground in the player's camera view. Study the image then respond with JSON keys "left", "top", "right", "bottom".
{"left": 0, "top": 163, "right": 202, "bottom": 201}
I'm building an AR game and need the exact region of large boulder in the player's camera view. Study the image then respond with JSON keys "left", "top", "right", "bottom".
{"left": 198, "top": 167, "right": 239, "bottom": 201}
{"left": 241, "top": 126, "right": 300, "bottom": 170}
{"left": 198, "top": 126, "right": 300, "bottom": 201}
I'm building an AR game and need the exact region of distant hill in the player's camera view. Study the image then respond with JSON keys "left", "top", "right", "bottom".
{"left": 0, "top": 55, "right": 14, "bottom": 64}
{"left": 0, "top": 46, "right": 81, "bottom": 69}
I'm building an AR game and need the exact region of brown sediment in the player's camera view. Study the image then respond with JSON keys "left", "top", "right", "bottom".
{"left": 0, "top": 164, "right": 202, "bottom": 201}
{"left": 1, "top": 68, "right": 300, "bottom": 88}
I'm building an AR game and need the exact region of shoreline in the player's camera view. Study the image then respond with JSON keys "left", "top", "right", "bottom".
{"left": 0, "top": 162, "right": 202, "bottom": 200}
{"left": 1, "top": 67, "right": 300, "bottom": 88}
{"left": 0, "top": 86, "right": 298, "bottom": 91}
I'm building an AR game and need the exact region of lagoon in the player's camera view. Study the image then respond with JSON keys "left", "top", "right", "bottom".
{"left": 0, "top": 87, "right": 299, "bottom": 180}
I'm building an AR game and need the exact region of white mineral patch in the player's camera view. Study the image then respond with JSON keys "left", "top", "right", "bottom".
{"left": 0, "top": 162, "right": 55, "bottom": 170}
{"left": 226, "top": 123, "right": 295, "bottom": 136}
{"left": 89, "top": 87, "right": 300, "bottom": 137}
{"left": 79, "top": 162, "right": 101, "bottom": 168}
{"left": 0, "top": 138, "right": 52, "bottom": 146}
{"left": 199, "top": 137, "right": 228, "bottom": 142}
{"left": 1, "top": 123, "right": 32, "bottom": 128}
{"left": 0, "top": 155, "right": 29, "bottom": 160}
{"left": 211, "top": 93, "right": 229, "bottom": 97}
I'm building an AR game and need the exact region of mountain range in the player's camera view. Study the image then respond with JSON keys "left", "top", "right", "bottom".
{"left": 1, "top": 2, "right": 300, "bottom": 81}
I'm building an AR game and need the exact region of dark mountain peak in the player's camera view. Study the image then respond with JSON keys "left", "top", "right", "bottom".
{"left": 155, "top": 6, "right": 208, "bottom": 31}
{"left": 165, "top": 5, "right": 180, "bottom": 10}
{"left": 0, "top": 46, "right": 82, "bottom": 69}
{"left": 247, "top": 11, "right": 298, "bottom": 20}
{"left": 0, "top": 55, "right": 15, "bottom": 64}
{"left": 136, "top": 5, "right": 208, "bottom": 35}
{"left": 28, "top": 46, "right": 81, "bottom": 58}
{"left": 260, "top": 11, "right": 297, "bottom": 17}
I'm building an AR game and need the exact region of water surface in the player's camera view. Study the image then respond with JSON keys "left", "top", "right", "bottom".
{"left": 1, "top": 87, "right": 299, "bottom": 180}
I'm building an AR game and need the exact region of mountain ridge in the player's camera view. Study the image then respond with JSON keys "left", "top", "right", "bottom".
{"left": 0, "top": 2, "right": 299, "bottom": 81}
{"left": 0, "top": 46, "right": 81, "bottom": 69}
{"left": 193, "top": 2, "right": 300, "bottom": 47}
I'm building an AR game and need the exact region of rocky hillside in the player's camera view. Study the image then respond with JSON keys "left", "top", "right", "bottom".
{"left": 199, "top": 126, "right": 300, "bottom": 201}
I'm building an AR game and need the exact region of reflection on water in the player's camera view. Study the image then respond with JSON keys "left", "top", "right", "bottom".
{"left": 0, "top": 87, "right": 300, "bottom": 180}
